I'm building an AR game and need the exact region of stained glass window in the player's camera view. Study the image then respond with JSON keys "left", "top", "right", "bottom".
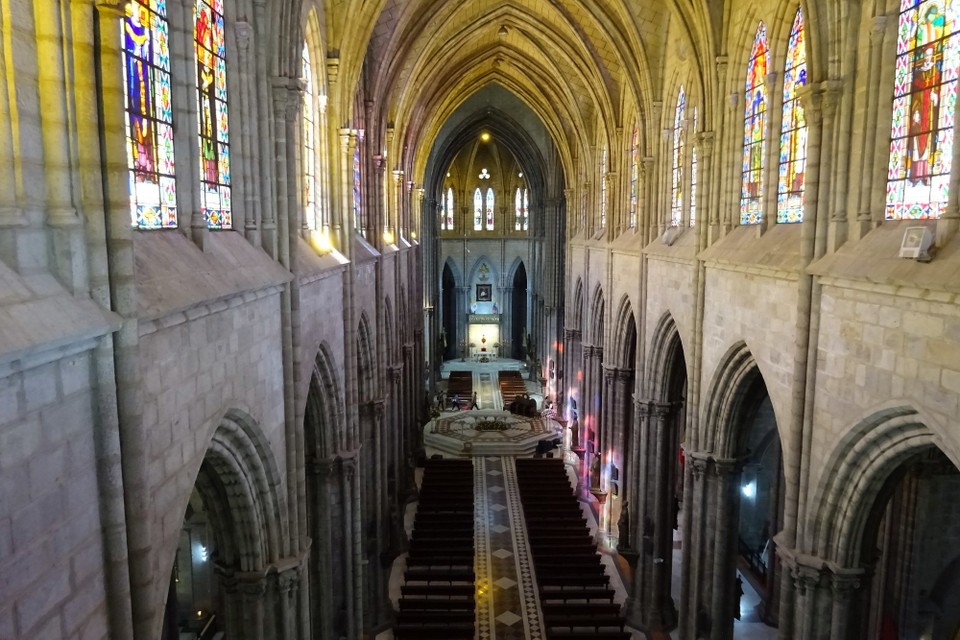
{"left": 691, "top": 107, "right": 698, "bottom": 227}
{"left": 195, "top": 0, "right": 231, "bottom": 229}
{"left": 123, "top": 0, "right": 177, "bottom": 228}
{"left": 474, "top": 188, "right": 482, "bottom": 230}
{"left": 353, "top": 140, "right": 362, "bottom": 232}
{"left": 302, "top": 43, "right": 318, "bottom": 230}
{"left": 486, "top": 187, "right": 495, "bottom": 230}
{"left": 741, "top": 23, "right": 769, "bottom": 224}
{"left": 446, "top": 187, "right": 454, "bottom": 230}
{"left": 778, "top": 9, "right": 808, "bottom": 223}
{"left": 671, "top": 87, "right": 687, "bottom": 226}
{"left": 523, "top": 188, "right": 529, "bottom": 231}
{"left": 629, "top": 127, "right": 639, "bottom": 228}
{"left": 599, "top": 145, "right": 608, "bottom": 228}
{"left": 886, "top": 0, "right": 960, "bottom": 220}
{"left": 515, "top": 187, "right": 523, "bottom": 230}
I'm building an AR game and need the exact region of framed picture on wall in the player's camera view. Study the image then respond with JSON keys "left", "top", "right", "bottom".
{"left": 476, "top": 284, "right": 492, "bottom": 301}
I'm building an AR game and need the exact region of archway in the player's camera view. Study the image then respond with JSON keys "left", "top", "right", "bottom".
{"left": 682, "top": 345, "right": 784, "bottom": 638}
{"left": 304, "top": 347, "right": 348, "bottom": 639}
{"left": 511, "top": 261, "right": 528, "bottom": 360}
{"left": 161, "top": 410, "right": 287, "bottom": 640}
{"left": 442, "top": 262, "right": 457, "bottom": 360}
{"left": 633, "top": 314, "right": 687, "bottom": 631}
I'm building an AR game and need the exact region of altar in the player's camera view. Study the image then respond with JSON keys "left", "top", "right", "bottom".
{"left": 467, "top": 313, "right": 500, "bottom": 360}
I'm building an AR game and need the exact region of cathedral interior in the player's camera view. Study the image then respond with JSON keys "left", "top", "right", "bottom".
{"left": 2, "top": 0, "right": 960, "bottom": 638}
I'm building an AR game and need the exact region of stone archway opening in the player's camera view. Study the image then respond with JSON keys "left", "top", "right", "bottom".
{"left": 511, "top": 261, "right": 528, "bottom": 360}
{"left": 442, "top": 263, "right": 457, "bottom": 361}
{"left": 852, "top": 448, "right": 960, "bottom": 640}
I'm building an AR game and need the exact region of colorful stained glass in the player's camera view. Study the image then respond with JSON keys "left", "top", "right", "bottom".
{"left": 599, "top": 145, "right": 608, "bottom": 228}
{"left": 195, "top": 0, "right": 231, "bottom": 228}
{"left": 671, "top": 87, "right": 687, "bottom": 226}
{"left": 886, "top": 0, "right": 960, "bottom": 220}
{"left": 777, "top": 9, "right": 808, "bottom": 223}
{"left": 515, "top": 187, "right": 523, "bottom": 230}
{"left": 486, "top": 188, "right": 495, "bottom": 230}
{"left": 474, "top": 188, "right": 482, "bottom": 230}
{"left": 446, "top": 187, "right": 454, "bottom": 230}
{"left": 302, "top": 43, "right": 318, "bottom": 230}
{"left": 629, "top": 127, "right": 639, "bottom": 228}
{"left": 741, "top": 23, "right": 769, "bottom": 225}
{"left": 123, "top": 0, "right": 178, "bottom": 228}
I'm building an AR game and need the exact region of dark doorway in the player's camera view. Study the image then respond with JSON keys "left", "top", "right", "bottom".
{"left": 511, "top": 262, "right": 528, "bottom": 360}
{"left": 442, "top": 263, "right": 457, "bottom": 360}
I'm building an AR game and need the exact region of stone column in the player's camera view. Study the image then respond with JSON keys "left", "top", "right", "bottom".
{"left": 648, "top": 402, "right": 678, "bottom": 629}
{"left": 235, "top": 21, "right": 261, "bottom": 246}
{"left": 625, "top": 400, "right": 651, "bottom": 629}
{"left": 239, "top": 577, "right": 267, "bottom": 640}
{"left": 709, "top": 458, "right": 742, "bottom": 640}
{"left": 0, "top": 3, "right": 25, "bottom": 266}
{"left": 679, "top": 454, "right": 709, "bottom": 640}
{"left": 862, "top": 16, "right": 890, "bottom": 234}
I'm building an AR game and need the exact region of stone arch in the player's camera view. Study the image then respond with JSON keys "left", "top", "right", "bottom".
{"left": 590, "top": 283, "right": 605, "bottom": 348}
{"left": 200, "top": 408, "right": 286, "bottom": 572}
{"left": 357, "top": 312, "right": 375, "bottom": 402}
{"left": 572, "top": 277, "right": 584, "bottom": 329}
{"left": 700, "top": 341, "right": 767, "bottom": 457}
{"left": 646, "top": 312, "right": 688, "bottom": 402}
{"left": 808, "top": 405, "right": 950, "bottom": 567}
{"left": 505, "top": 255, "right": 527, "bottom": 287}
{"left": 466, "top": 255, "right": 498, "bottom": 289}
{"left": 306, "top": 343, "right": 344, "bottom": 459}
{"left": 611, "top": 294, "right": 637, "bottom": 369}
{"left": 441, "top": 256, "right": 463, "bottom": 288}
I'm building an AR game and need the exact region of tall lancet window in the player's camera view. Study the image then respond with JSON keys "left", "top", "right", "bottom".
{"left": 353, "top": 139, "right": 362, "bottom": 232}
{"left": 671, "top": 87, "right": 687, "bottom": 226}
{"left": 124, "top": 0, "right": 178, "bottom": 228}
{"left": 691, "top": 107, "right": 698, "bottom": 226}
{"left": 473, "top": 188, "right": 483, "bottom": 230}
{"left": 445, "top": 187, "right": 454, "bottom": 230}
{"left": 195, "top": 0, "right": 232, "bottom": 228}
{"left": 302, "top": 43, "right": 319, "bottom": 230}
{"left": 741, "top": 22, "right": 769, "bottom": 225}
{"left": 523, "top": 188, "right": 529, "bottom": 231}
{"left": 629, "top": 127, "right": 639, "bottom": 228}
{"left": 485, "top": 188, "right": 495, "bottom": 230}
{"left": 515, "top": 187, "right": 523, "bottom": 230}
{"left": 778, "top": 8, "right": 808, "bottom": 223}
{"left": 599, "top": 144, "right": 608, "bottom": 228}
{"left": 886, "top": 0, "right": 960, "bottom": 219}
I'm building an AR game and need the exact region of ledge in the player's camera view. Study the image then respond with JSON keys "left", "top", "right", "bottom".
{"left": 697, "top": 223, "right": 805, "bottom": 277}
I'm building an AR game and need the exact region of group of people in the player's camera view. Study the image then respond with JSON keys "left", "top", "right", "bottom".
{"left": 448, "top": 392, "right": 480, "bottom": 411}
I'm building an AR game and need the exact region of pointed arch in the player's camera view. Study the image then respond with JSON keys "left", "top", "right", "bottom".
{"left": 700, "top": 342, "right": 766, "bottom": 456}
{"left": 808, "top": 405, "right": 958, "bottom": 566}
{"left": 572, "top": 278, "right": 584, "bottom": 330}
{"left": 466, "top": 256, "right": 498, "bottom": 288}
{"left": 741, "top": 22, "right": 769, "bottom": 225}
{"left": 590, "top": 284, "right": 605, "bottom": 348}
{"left": 473, "top": 187, "right": 483, "bottom": 230}
{"left": 611, "top": 295, "right": 637, "bottom": 369}
{"left": 306, "top": 344, "right": 344, "bottom": 460}
{"left": 646, "top": 313, "right": 688, "bottom": 402}
{"left": 357, "top": 313, "right": 375, "bottom": 402}
{"left": 196, "top": 409, "right": 286, "bottom": 572}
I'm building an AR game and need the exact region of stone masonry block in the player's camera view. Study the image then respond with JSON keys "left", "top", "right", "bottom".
{"left": 58, "top": 354, "right": 92, "bottom": 399}
{"left": 15, "top": 565, "right": 70, "bottom": 634}
{"left": 22, "top": 363, "right": 58, "bottom": 413}
{"left": 0, "top": 414, "right": 41, "bottom": 470}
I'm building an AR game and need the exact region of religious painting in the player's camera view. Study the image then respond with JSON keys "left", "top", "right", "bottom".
{"left": 886, "top": 0, "right": 960, "bottom": 220}
{"left": 777, "top": 8, "right": 808, "bottom": 224}
{"left": 476, "top": 284, "right": 492, "bottom": 302}
{"left": 195, "top": 0, "right": 232, "bottom": 229}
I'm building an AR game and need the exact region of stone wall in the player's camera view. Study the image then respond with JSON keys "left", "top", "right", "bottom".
{"left": 0, "top": 351, "right": 110, "bottom": 639}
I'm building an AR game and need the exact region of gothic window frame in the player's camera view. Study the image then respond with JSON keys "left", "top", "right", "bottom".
{"left": 741, "top": 22, "right": 770, "bottom": 225}
{"left": 123, "top": 0, "right": 178, "bottom": 229}
{"left": 671, "top": 86, "right": 687, "bottom": 227}
{"left": 302, "top": 41, "right": 320, "bottom": 231}
{"left": 485, "top": 187, "right": 495, "bottom": 230}
{"left": 690, "top": 106, "right": 699, "bottom": 227}
{"left": 473, "top": 187, "right": 483, "bottom": 231}
{"left": 885, "top": 0, "right": 960, "bottom": 220}
{"left": 629, "top": 126, "right": 639, "bottom": 228}
{"left": 777, "top": 7, "right": 808, "bottom": 224}
{"left": 194, "top": 0, "right": 233, "bottom": 229}
{"left": 599, "top": 143, "right": 608, "bottom": 228}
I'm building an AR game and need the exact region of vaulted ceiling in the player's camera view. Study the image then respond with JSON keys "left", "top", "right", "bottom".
{"left": 331, "top": 0, "right": 689, "bottom": 187}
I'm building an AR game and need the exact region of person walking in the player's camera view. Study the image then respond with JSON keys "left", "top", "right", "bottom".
{"left": 451, "top": 393, "right": 461, "bottom": 411}
{"left": 470, "top": 392, "right": 480, "bottom": 409}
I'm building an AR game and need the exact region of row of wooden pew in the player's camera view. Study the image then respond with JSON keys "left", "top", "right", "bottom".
{"left": 446, "top": 371, "right": 473, "bottom": 409}
{"left": 516, "top": 458, "right": 630, "bottom": 640}
{"left": 395, "top": 459, "right": 476, "bottom": 639}
{"left": 498, "top": 370, "right": 527, "bottom": 398}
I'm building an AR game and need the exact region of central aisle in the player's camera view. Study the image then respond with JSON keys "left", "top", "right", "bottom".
{"left": 474, "top": 456, "right": 544, "bottom": 639}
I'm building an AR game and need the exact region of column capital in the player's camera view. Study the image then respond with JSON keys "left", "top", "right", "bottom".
{"left": 235, "top": 21, "right": 253, "bottom": 51}
{"left": 870, "top": 15, "right": 888, "bottom": 42}
{"left": 792, "top": 563, "right": 825, "bottom": 595}
{"left": 278, "top": 566, "right": 302, "bottom": 593}
{"left": 564, "top": 327, "right": 581, "bottom": 340}
{"left": 360, "top": 399, "right": 386, "bottom": 419}
{"left": 711, "top": 457, "right": 744, "bottom": 477}
{"left": 307, "top": 456, "right": 338, "bottom": 477}
{"left": 93, "top": 0, "right": 125, "bottom": 14}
